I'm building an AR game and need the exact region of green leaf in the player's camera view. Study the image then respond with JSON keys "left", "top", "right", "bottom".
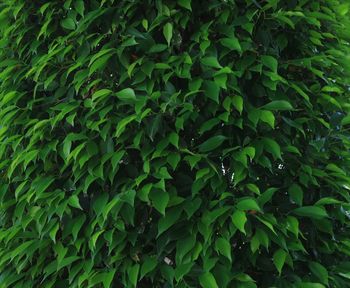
{"left": 89, "top": 54, "right": 114, "bottom": 76}
{"left": 33, "top": 176, "right": 55, "bottom": 199}
{"left": 262, "top": 100, "right": 293, "bottom": 111}
{"left": 199, "top": 272, "right": 219, "bottom": 288}
{"left": 128, "top": 264, "right": 140, "bottom": 288}
{"left": 215, "top": 237, "right": 232, "bottom": 262}
{"left": 176, "top": 235, "right": 196, "bottom": 263}
{"left": 150, "top": 190, "right": 169, "bottom": 215}
{"left": 111, "top": 150, "right": 125, "bottom": 171}
{"left": 115, "top": 88, "right": 136, "bottom": 101}
{"left": 177, "top": 0, "right": 191, "bottom": 10}
{"left": 220, "top": 37, "right": 242, "bottom": 53}
{"left": 315, "top": 197, "right": 341, "bottom": 206}
{"left": 341, "top": 114, "right": 350, "bottom": 126}
{"left": 167, "top": 153, "right": 181, "bottom": 170}
{"left": 296, "top": 283, "right": 325, "bottom": 288}
{"left": 288, "top": 183, "right": 303, "bottom": 206}
{"left": 203, "top": 80, "right": 220, "bottom": 103}
{"left": 273, "top": 249, "right": 287, "bottom": 275}
{"left": 231, "top": 210, "right": 247, "bottom": 234}
{"left": 308, "top": 261, "right": 329, "bottom": 285}
{"left": 286, "top": 216, "right": 299, "bottom": 237}
{"left": 92, "top": 89, "right": 112, "bottom": 102}
{"left": 236, "top": 198, "right": 261, "bottom": 212}
{"left": 293, "top": 206, "right": 328, "bottom": 219}
{"left": 49, "top": 222, "right": 59, "bottom": 243}
{"left": 116, "top": 115, "right": 136, "bottom": 137}
{"left": 93, "top": 193, "right": 109, "bottom": 217}
{"left": 169, "top": 132, "right": 179, "bottom": 148}
{"left": 68, "top": 195, "right": 82, "bottom": 210}
{"left": 158, "top": 208, "right": 182, "bottom": 236}
{"left": 72, "top": 214, "right": 86, "bottom": 241}
{"left": 232, "top": 96, "right": 243, "bottom": 114}
{"left": 198, "top": 135, "right": 226, "bottom": 152}
{"left": 199, "top": 118, "right": 221, "bottom": 135}
{"left": 246, "top": 183, "right": 260, "bottom": 195}
{"left": 175, "top": 263, "right": 194, "bottom": 282}
{"left": 258, "top": 187, "right": 278, "bottom": 207}
{"left": 61, "top": 18, "right": 76, "bottom": 30}
{"left": 120, "top": 189, "right": 136, "bottom": 207}
{"left": 140, "top": 256, "right": 157, "bottom": 279}
{"left": 163, "top": 23, "right": 173, "bottom": 46}
{"left": 74, "top": 0, "right": 85, "bottom": 16}
{"left": 102, "top": 270, "right": 116, "bottom": 288}
{"left": 262, "top": 137, "right": 282, "bottom": 159}
{"left": 201, "top": 56, "right": 222, "bottom": 69}
{"left": 260, "top": 110, "right": 275, "bottom": 128}
{"left": 261, "top": 55, "right": 278, "bottom": 73}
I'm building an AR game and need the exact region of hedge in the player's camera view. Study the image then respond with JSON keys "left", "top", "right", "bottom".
{"left": 0, "top": 0, "right": 350, "bottom": 287}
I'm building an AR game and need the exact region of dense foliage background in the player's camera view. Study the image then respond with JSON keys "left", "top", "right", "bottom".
{"left": 0, "top": 0, "right": 350, "bottom": 287}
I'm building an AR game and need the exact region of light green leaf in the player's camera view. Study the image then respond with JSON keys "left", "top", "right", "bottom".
{"left": 232, "top": 210, "right": 247, "bottom": 234}
{"left": 128, "top": 264, "right": 140, "bottom": 288}
{"left": 273, "top": 249, "right": 287, "bottom": 275}
{"left": 232, "top": 96, "right": 243, "bottom": 114}
{"left": 49, "top": 222, "right": 59, "bottom": 243}
{"left": 260, "top": 110, "right": 275, "bottom": 128}
{"left": 92, "top": 89, "right": 112, "bottom": 102}
{"left": 115, "top": 88, "right": 136, "bottom": 101}
{"left": 261, "top": 55, "right": 278, "bottom": 73}
{"left": 236, "top": 198, "right": 261, "bottom": 212}
{"left": 90, "top": 230, "right": 104, "bottom": 249}
{"left": 68, "top": 195, "right": 82, "bottom": 210}
{"left": 201, "top": 56, "right": 222, "bottom": 69}
{"left": 163, "top": 23, "right": 173, "bottom": 46}
{"left": 220, "top": 37, "right": 242, "bottom": 53}
{"left": 199, "top": 272, "right": 219, "bottom": 288}
{"left": 102, "top": 270, "right": 116, "bottom": 288}
{"left": 246, "top": 183, "right": 260, "bottom": 195}
{"left": 215, "top": 237, "right": 232, "bottom": 262}
{"left": 262, "top": 137, "right": 282, "bottom": 159}
{"left": 116, "top": 115, "right": 136, "bottom": 137}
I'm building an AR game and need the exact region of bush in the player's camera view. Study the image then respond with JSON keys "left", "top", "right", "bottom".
{"left": 0, "top": 0, "right": 350, "bottom": 287}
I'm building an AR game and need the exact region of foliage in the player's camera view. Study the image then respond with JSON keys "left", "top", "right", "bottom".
{"left": 0, "top": 0, "right": 350, "bottom": 287}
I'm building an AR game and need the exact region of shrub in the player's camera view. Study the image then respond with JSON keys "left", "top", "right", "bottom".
{"left": 0, "top": 0, "right": 350, "bottom": 287}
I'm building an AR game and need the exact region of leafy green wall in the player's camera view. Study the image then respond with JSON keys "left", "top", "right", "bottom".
{"left": 0, "top": 0, "right": 350, "bottom": 287}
